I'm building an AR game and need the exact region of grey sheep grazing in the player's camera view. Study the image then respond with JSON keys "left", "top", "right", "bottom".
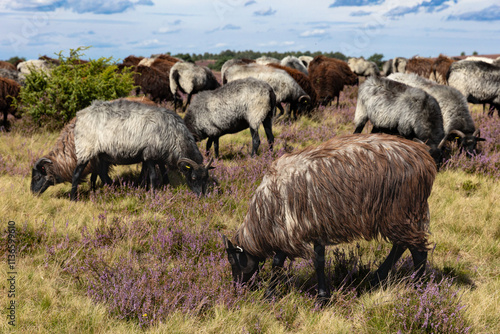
{"left": 255, "top": 56, "right": 280, "bottom": 65}
{"left": 388, "top": 72, "right": 485, "bottom": 154}
{"left": 224, "top": 63, "right": 310, "bottom": 116}
{"left": 169, "top": 62, "right": 220, "bottom": 112}
{"left": 71, "top": 99, "right": 214, "bottom": 201}
{"left": 392, "top": 57, "right": 407, "bottom": 73}
{"left": 447, "top": 60, "right": 500, "bottom": 117}
{"left": 347, "top": 57, "right": 380, "bottom": 77}
{"left": 221, "top": 58, "right": 256, "bottom": 84}
{"left": 183, "top": 78, "right": 276, "bottom": 158}
{"left": 223, "top": 133, "right": 437, "bottom": 301}
{"left": 353, "top": 76, "right": 445, "bottom": 166}
{"left": 280, "top": 56, "right": 308, "bottom": 75}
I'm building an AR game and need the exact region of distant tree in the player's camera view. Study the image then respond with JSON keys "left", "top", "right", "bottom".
{"left": 7, "top": 56, "right": 25, "bottom": 65}
{"left": 368, "top": 53, "right": 384, "bottom": 70}
{"left": 472, "top": 51, "right": 478, "bottom": 55}
{"left": 460, "top": 51, "right": 466, "bottom": 56}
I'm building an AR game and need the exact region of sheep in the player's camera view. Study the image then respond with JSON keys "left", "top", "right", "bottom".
{"left": 382, "top": 59, "right": 393, "bottom": 76}
{"left": 308, "top": 55, "right": 358, "bottom": 86}
{"left": 280, "top": 56, "right": 308, "bottom": 75}
{"left": 183, "top": 78, "right": 276, "bottom": 158}
{"left": 0, "top": 77, "right": 20, "bottom": 131}
{"left": 0, "top": 61, "right": 16, "bottom": 71}
{"left": 152, "top": 54, "right": 183, "bottom": 63}
{"left": 255, "top": 56, "right": 280, "bottom": 65}
{"left": 347, "top": 57, "right": 380, "bottom": 77}
{"left": 17, "top": 59, "right": 52, "bottom": 75}
{"left": 392, "top": 57, "right": 407, "bottom": 73}
{"left": 429, "top": 54, "right": 455, "bottom": 85}
{"left": 30, "top": 118, "right": 109, "bottom": 195}
{"left": 224, "top": 63, "right": 310, "bottom": 117}
{"left": 298, "top": 55, "right": 313, "bottom": 69}
{"left": 353, "top": 76, "right": 445, "bottom": 166}
{"left": 388, "top": 72, "right": 485, "bottom": 154}
{"left": 447, "top": 60, "right": 500, "bottom": 117}
{"left": 122, "top": 55, "right": 144, "bottom": 67}
{"left": 169, "top": 62, "right": 220, "bottom": 112}
{"left": 0, "top": 68, "right": 25, "bottom": 86}
{"left": 463, "top": 56, "right": 494, "bottom": 64}
{"left": 127, "top": 65, "right": 174, "bottom": 103}
{"left": 71, "top": 99, "right": 214, "bottom": 201}
{"left": 405, "top": 56, "right": 433, "bottom": 78}
{"left": 267, "top": 63, "right": 317, "bottom": 118}
{"left": 310, "top": 63, "right": 345, "bottom": 107}
{"left": 221, "top": 58, "right": 256, "bottom": 84}
{"left": 223, "top": 133, "right": 436, "bottom": 301}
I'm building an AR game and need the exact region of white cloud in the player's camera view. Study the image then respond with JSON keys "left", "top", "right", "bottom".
{"left": 300, "top": 29, "right": 327, "bottom": 37}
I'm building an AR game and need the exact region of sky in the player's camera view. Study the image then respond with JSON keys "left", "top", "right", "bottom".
{"left": 0, "top": 0, "right": 499, "bottom": 62}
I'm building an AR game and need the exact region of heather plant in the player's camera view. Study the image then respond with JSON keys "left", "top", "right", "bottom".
{"left": 14, "top": 46, "right": 135, "bottom": 130}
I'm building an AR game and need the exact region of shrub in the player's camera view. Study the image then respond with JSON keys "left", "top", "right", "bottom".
{"left": 15, "top": 46, "right": 135, "bottom": 130}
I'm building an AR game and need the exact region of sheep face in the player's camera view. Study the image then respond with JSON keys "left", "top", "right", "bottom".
{"left": 223, "top": 235, "right": 261, "bottom": 285}
{"left": 31, "top": 158, "right": 55, "bottom": 194}
{"left": 447, "top": 129, "right": 486, "bottom": 156}
{"left": 177, "top": 158, "right": 214, "bottom": 195}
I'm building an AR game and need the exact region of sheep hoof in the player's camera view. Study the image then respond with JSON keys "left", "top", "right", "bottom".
{"left": 316, "top": 292, "right": 331, "bottom": 306}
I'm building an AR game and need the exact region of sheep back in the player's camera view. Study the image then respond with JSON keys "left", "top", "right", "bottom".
{"left": 234, "top": 133, "right": 436, "bottom": 259}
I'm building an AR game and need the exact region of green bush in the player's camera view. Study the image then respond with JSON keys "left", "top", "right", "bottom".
{"left": 15, "top": 46, "right": 135, "bottom": 130}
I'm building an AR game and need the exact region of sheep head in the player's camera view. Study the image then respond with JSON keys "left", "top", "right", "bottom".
{"left": 438, "top": 129, "right": 486, "bottom": 157}
{"left": 31, "top": 158, "right": 55, "bottom": 194}
{"left": 222, "top": 235, "right": 261, "bottom": 286}
{"left": 177, "top": 157, "right": 215, "bottom": 195}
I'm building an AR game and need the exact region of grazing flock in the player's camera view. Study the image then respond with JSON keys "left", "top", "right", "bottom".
{"left": 2, "top": 51, "right": 499, "bottom": 301}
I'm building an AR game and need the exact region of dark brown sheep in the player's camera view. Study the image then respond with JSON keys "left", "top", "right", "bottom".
{"left": 267, "top": 63, "right": 318, "bottom": 117}
{"left": 405, "top": 57, "right": 433, "bottom": 78}
{"left": 309, "top": 55, "right": 358, "bottom": 86}
{"left": 0, "top": 77, "right": 20, "bottom": 130}
{"left": 0, "top": 61, "right": 16, "bottom": 71}
{"left": 130, "top": 65, "right": 174, "bottom": 103}
{"left": 309, "top": 62, "right": 345, "bottom": 107}
{"left": 430, "top": 55, "right": 455, "bottom": 85}
{"left": 149, "top": 58, "right": 176, "bottom": 76}
{"left": 154, "top": 54, "right": 182, "bottom": 63}
{"left": 223, "top": 133, "right": 437, "bottom": 302}
{"left": 122, "top": 55, "right": 144, "bottom": 67}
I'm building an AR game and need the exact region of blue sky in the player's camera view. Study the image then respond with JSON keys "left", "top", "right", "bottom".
{"left": 0, "top": 0, "right": 499, "bottom": 62}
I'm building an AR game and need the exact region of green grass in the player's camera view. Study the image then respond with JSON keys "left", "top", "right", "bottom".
{"left": 1, "top": 97, "right": 499, "bottom": 333}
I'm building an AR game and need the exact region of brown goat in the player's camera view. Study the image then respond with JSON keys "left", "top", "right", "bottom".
{"left": 223, "top": 133, "right": 436, "bottom": 301}
{"left": 430, "top": 55, "right": 455, "bottom": 85}
{"left": 267, "top": 63, "right": 318, "bottom": 116}
{"left": 405, "top": 57, "right": 433, "bottom": 78}
{"left": 0, "top": 60, "right": 16, "bottom": 71}
{"left": 0, "top": 77, "right": 20, "bottom": 130}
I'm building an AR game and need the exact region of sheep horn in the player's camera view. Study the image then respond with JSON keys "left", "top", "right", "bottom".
{"left": 205, "top": 157, "right": 214, "bottom": 169}
{"left": 438, "top": 137, "right": 448, "bottom": 149}
{"left": 298, "top": 95, "right": 311, "bottom": 104}
{"left": 412, "top": 138, "right": 425, "bottom": 145}
{"left": 178, "top": 158, "right": 198, "bottom": 167}
{"left": 448, "top": 129, "right": 466, "bottom": 138}
{"left": 473, "top": 129, "right": 481, "bottom": 137}
{"left": 34, "top": 158, "right": 52, "bottom": 170}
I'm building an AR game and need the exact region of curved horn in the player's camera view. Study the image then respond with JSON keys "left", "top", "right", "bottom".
{"left": 412, "top": 138, "right": 425, "bottom": 145}
{"left": 472, "top": 128, "right": 481, "bottom": 137}
{"left": 178, "top": 157, "right": 198, "bottom": 167}
{"left": 438, "top": 137, "right": 448, "bottom": 149}
{"left": 205, "top": 157, "right": 214, "bottom": 169}
{"left": 448, "top": 129, "right": 466, "bottom": 138}
{"left": 298, "top": 95, "right": 311, "bottom": 104}
{"left": 34, "top": 158, "right": 52, "bottom": 170}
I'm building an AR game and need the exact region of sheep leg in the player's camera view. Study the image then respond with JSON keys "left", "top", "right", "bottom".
{"left": 353, "top": 123, "right": 366, "bottom": 134}
{"left": 370, "top": 244, "right": 407, "bottom": 287}
{"left": 213, "top": 137, "right": 220, "bottom": 158}
{"left": 264, "top": 251, "right": 288, "bottom": 300}
{"left": 409, "top": 247, "right": 427, "bottom": 281}
{"left": 249, "top": 128, "right": 261, "bottom": 156}
{"left": 158, "top": 163, "right": 169, "bottom": 186}
{"left": 145, "top": 160, "right": 157, "bottom": 190}
{"left": 183, "top": 93, "right": 192, "bottom": 112}
{"left": 276, "top": 104, "right": 285, "bottom": 118}
{"left": 262, "top": 116, "right": 274, "bottom": 152}
{"left": 98, "top": 162, "right": 113, "bottom": 186}
{"left": 314, "top": 242, "right": 330, "bottom": 302}
{"left": 70, "top": 161, "right": 89, "bottom": 201}
{"left": 206, "top": 138, "right": 213, "bottom": 156}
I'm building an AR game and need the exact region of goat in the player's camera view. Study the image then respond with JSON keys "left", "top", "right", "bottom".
{"left": 184, "top": 78, "right": 276, "bottom": 158}
{"left": 223, "top": 133, "right": 436, "bottom": 301}
{"left": 71, "top": 99, "right": 213, "bottom": 200}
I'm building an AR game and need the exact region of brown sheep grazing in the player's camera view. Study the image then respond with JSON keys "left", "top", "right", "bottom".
{"left": 223, "top": 133, "right": 437, "bottom": 302}
{"left": 267, "top": 63, "right": 318, "bottom": 117}
{"left": 128, "top": 65, "right": 175, "bottom": 103}
{"left": 0, "top": 77, "right": 20, "bottom": 131}
{"left": 430, "top": 54, "right": 455, "bottom": 85}
{"left": 0, "top": 60, "right": 16, "bottom": 71}
{"left": 309, "top": 55, "right": 358, "bottom": 86}
{"left": 122, "top": 55, "right": 144, "bottom": 67}
{"left": 154, "top": 54, "right": 182, "bottom": 63}
{"left": 405, "top": 57, "right": 433, "bottom": 78}
{"left": 309, "top": 62, "right": 345, "bottom": 107}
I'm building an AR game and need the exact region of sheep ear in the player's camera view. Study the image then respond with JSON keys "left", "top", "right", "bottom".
{"left": 476, "top": 137, "right": 486, "bottom": 142}
{"left": 34, "top": 158, "right": 52, "bottom": 174}
{"left": 222, "top": 234, "right": 233, "bottom": 250}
